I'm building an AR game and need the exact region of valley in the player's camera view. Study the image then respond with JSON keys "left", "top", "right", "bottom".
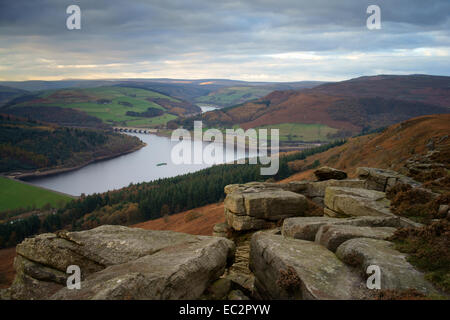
{"left": 1, "top": 113, "right": 448, "bottom": 298}
{"left": 0, "top": 76, "right": 449, "bottom": 300}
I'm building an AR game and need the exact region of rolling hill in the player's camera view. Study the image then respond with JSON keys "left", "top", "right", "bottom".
{"left": 1, "top": 86, "right": 200, "bottom": 128}
{"left": 0, "top": 86, "right": 28, "bottom": 107}
{"left": 114, "top": 79, "right": 324, "bottom": 107}
{"left": 0, "top": 114, "right": 143, "bottom": 175}
{"left": 190, "top": 75, "right": 450, "bottom": 142}
{"left": 193, "top": 82, "right": 324, "bottom": 107}
{"left": 310, "top": 74, "right": 450, "bottom": 107}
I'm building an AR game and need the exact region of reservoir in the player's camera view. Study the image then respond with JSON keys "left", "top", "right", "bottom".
{"left": 198, "top": 104, "right": 220, "bottom": 113}
{"left": 29, "top": 133, "right": 259, "bottom": 196}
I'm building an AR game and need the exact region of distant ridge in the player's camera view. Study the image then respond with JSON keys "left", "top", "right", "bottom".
{"left": 192, "top": 74, "right": 450, "bottom": 138}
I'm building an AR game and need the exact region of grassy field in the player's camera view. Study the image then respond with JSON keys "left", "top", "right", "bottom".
{"left": 256, "top": 123, "right": 338, "bottom": 142}
{"left": 195, "top": 86, "right": 273, "bottom": 107}
{"left": 125, "top": 114, "right": 178, "bottom": 127}
{"left": 12, "top": 86, "right": 180, "bottom": 128}
{"left": 0, "top": 177, "right": 73, "bottom": 212}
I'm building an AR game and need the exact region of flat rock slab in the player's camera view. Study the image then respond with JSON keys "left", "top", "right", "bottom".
{"left": 282, "top": 216, "right": 421, "bottom": 242}
{"left": 315, "top": 225, "right": 396, "bottom": 252}
{"left": 249, "top": 231, "right": 368, "bottom": 300}
{"left": 10, "top": 225, "right": 235, "bottom": 300}
{"left": 324, "top": 187, "right": 391, "bottom": 217}
{"left": 243, "top": 190, "right": 307, "bottom": 220}
{"left": 282, "top": 217, "right": 344, "bottom": 241}
{"left": 336, "top": 238, "right": 437, "bottom": 295}
{"left": 356, "top": 167, "right": 421, "bottom": 192}
{"left": 225, "top": 209, "right": 268, "bottom": 231}
{"left": 223, "top": 182, "right": 309, "bottom": 231}
{"left": 17, "top": 225, "right": 215, "bottom": 273}
{"left": 306, "top": 179, "right": 366, "bottom": 198}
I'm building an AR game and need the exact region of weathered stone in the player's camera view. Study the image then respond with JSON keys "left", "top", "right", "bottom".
{"left": 15, "top": 233, "right": 105, "bottom": 276}
{"left": 213, "top": 223, "right": 230, "bottom": 234}
{"left": 18, "top": 226, "right": 229, "bottom": 274}
{"left": 282, "top": 217, "right": 342, "bottom": 241}
{"left": 14, "top": 255, "right": 67, "bottom": 285}
{"left": 5, "top": 272, "right": 63, "bottom": 300}
{"left": 323, "top": 208, "right": 347, "bottom": 218}
{"left": 213, "top": 231, "right": 229, "bottom": 238}
{"left": 223, "top": 182, "right": 309, "bottom": 229}
{"left": 225, "top": 209, "right": 268, "bottom": 231}
{"left": 249, "top": 231, "right": 369, "bottom": 300}
{"left": 315, "top": 225, "right": 396, "bottom": 252}
{"left": 224, "top": 193, "right": 245, "bottom": 214}
{"left": 243, "top": 190, "right": 308, "bottom": 220}
{"left": 311, "top": 197, "right": 324, "bottom": 207}
{"left": 10, "top": 226, "right": 236, "bottom": 300}
{"left": 324, "top": 187, "right": 391, "bottom": 217}
{"left": 284, "top": 181, "right": 309, "bottom": 194}
{"left": 314, "top": 167, "right": 347, "bottom": 181}
{"left": 356, "top": 167, "right": 421, "bottom": 192}
{"left": 336, "top": 238, "right": 437, "bottom": 295}
{"left": 213, "top": 223, "right": 231, "bottom": 238}
{"left": 306, "top": 179, "right": 366, "bottom": 198}
{"left": 283, "top": 216, "right": 403, "bottom": 241}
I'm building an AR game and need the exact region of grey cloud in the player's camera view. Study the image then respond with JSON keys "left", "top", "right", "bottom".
{"left": 0, "top": 0, "right": 449, "bottom": 80}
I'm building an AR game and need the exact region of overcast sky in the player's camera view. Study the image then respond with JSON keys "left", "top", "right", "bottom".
{"left": 0, "top": 0, "right": 449, "bottom": 81}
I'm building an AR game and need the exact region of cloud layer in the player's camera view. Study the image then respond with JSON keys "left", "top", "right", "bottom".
{"left": 0, "top": 0, "right": 449, "bottom": 81}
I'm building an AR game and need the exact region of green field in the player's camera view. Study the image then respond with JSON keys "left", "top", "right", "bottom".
{"left": 13, "top": 86, "right": 180, "bottom": 127}
{"left": 0, "top": 177, "right": 73, "bottom": 212}
{"left": 195, "top": 86, "right": 273, "bottom": 107}
{"left": 125, "top": 114, "right": 178, "bottom": 127}
{"left": 256, "top": 123, "right": 339, "bottom": 142}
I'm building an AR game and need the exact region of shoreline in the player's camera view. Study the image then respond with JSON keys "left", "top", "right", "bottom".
{"left": 5, "top": 142, "right": 147, "bottom": 182}
{"left": 155, "top": 129, "right": 322, "bottom": 152}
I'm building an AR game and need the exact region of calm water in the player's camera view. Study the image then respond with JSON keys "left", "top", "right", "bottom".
{"left": 29, "top": 133, "right": 259, "bottom": 196}
{"left": 198, "top": 104, "right": 220, "bottom": 113}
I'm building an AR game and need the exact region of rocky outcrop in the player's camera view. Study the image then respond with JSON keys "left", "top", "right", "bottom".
{"left": 305, "top": 179, "right": 365, "bottom": 198}
{"left": 356, "top": 167, "right": 421, "bottom": 192}
{"left": 336, "top": 238, "right": 438, "bottom": 295}
{"left": 324, "top": 187, "right": 392, "bottom": 218}
{"left": 224, "top": 182, "right": 309, "bottom": 231}
{"left": 282, "top": 215, "right": 416, "bottom": 242}
{"left": 213, "top": 222, "right": 232, "bottom": 238}
{"left": 5, "top": 225, "right": 235, "bottom": 300}
{"left": 250, "top": 220, "right": 438, "bottom": 299}
{"left": 315, "top": 225, "right": 396, "bottom": 252}
{"left": 314, "top": 166, "right": 347, "bottom": 181}
{"left": 249, "top": 231, "right": 369, "bottom": 300}
{"left": 282, "top": 217, "right": 343, "bottom": 241}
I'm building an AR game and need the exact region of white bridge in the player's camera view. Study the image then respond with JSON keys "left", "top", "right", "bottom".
{"left": 113, "top": 127, "right": 158, "bottom": 134}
